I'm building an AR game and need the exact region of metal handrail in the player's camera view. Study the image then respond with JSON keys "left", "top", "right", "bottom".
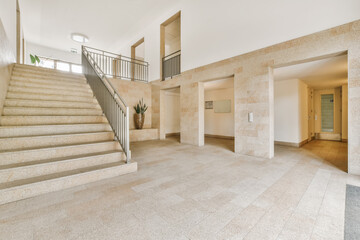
{"left": 84, "top": 46, "right": 148, "bottom": 64}
{"left": 82, "top": 46, "right": 130, "bottom": 162}
{"left": 163, "top": 50, "right": 181, "bottom": 61}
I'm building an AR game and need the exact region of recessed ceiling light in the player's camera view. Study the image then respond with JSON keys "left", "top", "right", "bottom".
{"left": 71, "top": 33, "right": 89, "bottom": 43}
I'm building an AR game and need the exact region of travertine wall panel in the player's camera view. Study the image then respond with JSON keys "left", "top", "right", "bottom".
{"left": 151, "top": 84, "right": 160, "bottom": 130}
{"left": 0, "top": 20, "right": 15, "bottom": 120}
{"left": 180, "top": 82, "right": 204, "bottom": 146}
{"left": 109, "top": 78, "right": 152, "bottom": 130}
{"left": 130, "top": 129, "right": 158, "bottom": 142}
{"left": 151, "top": 20, "right": 360, "bottom": 174}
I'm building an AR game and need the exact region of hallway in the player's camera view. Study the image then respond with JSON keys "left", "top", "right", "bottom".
{"left": 301, "top": 140, "right": 348, "bottom": 172}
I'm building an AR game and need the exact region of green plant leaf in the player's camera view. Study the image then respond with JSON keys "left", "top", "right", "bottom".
{"left": 35, "top": 55, "right": 40, "bottom": 63}
{"left": 134, "top": 98, "right": 148, "bottom": 114}
{"left": 30, "top": 54, "right": 36, "bottom": 64}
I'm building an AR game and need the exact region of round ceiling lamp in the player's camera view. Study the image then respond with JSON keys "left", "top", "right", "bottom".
{"left": 71, "top": 33, "right": 89, "bottom": 43}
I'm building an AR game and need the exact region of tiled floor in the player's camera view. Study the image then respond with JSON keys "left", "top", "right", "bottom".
{"left": 0, "top": 137, "right": 358, "bottom": 240}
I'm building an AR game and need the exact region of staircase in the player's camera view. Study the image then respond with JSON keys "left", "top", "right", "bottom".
{"left": 0, "top": 64, "right": 137, "bottom": 205}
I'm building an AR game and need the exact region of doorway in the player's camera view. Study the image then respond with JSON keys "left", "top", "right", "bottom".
{"left": 203, "top": 77, "right": 235, "bottom": 152}
{"left": 164, "top": 87, "right": 181, "bottom": 142}
{"left": 273, "top": 53, "right": 348, "bottom": 171}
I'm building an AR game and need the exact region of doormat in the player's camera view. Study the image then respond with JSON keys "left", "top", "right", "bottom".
{"left": 345, "top": 184, "right": 360, "bottom": 239}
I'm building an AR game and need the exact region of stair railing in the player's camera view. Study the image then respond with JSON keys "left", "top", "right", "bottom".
{"left": 162, "top": 50, "right": 181, "bottom": 80}
{"left": 84, "top": 46, "right": 149, "bottom": 82}
{"left": 82, "top": 46, "right": 130, "bottom": 162}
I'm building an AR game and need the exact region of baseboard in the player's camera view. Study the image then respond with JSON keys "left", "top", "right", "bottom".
{"left": 315, "top": 133, "right": 341, "bottom": 141}
{"left": 166, "top": 132, "right": 180, "bottom": 137}
{"left": 275, "top": 139, "right": 308, "bottom": 148}
{"left": 205, "top": 134, "right": 234, "bottom": 140}
{"left": 299, "top": 139, "right": 308, "bottom": 147}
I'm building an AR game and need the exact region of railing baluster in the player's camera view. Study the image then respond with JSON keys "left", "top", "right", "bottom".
{"left": 82, "top": 46, "right": 152, "bottom": 161}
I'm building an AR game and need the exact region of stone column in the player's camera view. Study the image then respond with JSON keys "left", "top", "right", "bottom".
{"left": 348, "top": 45, "right": 360, "bottom": 175}
{"left": 180, "top": 82, "right": 204, "bottom": 146}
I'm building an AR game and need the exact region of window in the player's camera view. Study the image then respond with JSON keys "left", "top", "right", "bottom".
{"left": 321, "top": 94, "right": 334, "bottom": 132}
{"left": 39, "top": 59, "right": 55, "bottom": 69}
{"left": 71, "top": 64, "right": 82, "bottom": 73}
{"left": 56, "top": 62, "right": 70, "bottom": 72}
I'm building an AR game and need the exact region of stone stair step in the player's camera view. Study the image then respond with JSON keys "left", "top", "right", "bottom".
{"left": 3, "top": 107, "right": 102, "bottom": 116}
{"left": 0, "top": 131, "right": 114, "bottom": 151}
{"left": 11, "top": 76, "right": 89, "bottom": 88}
{"left": 9, "top": 81, "right": 92, "bottom": 94}
{"left": 6, "top": 92, "right": 97, "bottom": 103}
{"left": 0, "top": 115, "right": 107, "bottom": 126}
{"left": 0, "top": 161, "right": 137, "bottom": 205}
{"left": 0, "top": 123, "right": 111, "bottom": 138}
{"left": 13, "top": 65, "right": 86, "bottom": 80}
{"left": 4, "top": 99, "right": 100, "bottom": 109}
{"left": 8, "top": 86, "right": 93, "bottom": 98}
{"left": 12, "top": 71, "right": 86, "bottom": 84}
{"left": 0, "top": 141, "right": 122, "bottom": 166}
{"left": 0, "top": 150, "right": 124, "bottom": 183}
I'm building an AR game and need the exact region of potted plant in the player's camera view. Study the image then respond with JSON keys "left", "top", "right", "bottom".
{"left": 133, "top": 98, "right": 148, "bottom": 129}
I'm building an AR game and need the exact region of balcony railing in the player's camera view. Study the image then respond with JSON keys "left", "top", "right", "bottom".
{"left": 162, "top": 50, "right": 181, "bottom": 80}
{"left": 84, "top": 46, "right": 149, "bottom": 82}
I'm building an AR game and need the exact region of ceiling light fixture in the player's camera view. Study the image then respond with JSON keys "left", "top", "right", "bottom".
{"left": 71, "top": 33, "right": 89, "bottom": 43}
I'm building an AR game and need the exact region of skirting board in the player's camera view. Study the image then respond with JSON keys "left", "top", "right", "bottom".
{"left": 275, "top": 139, "right": 308, "bottom": 148}
{"left": 205, "top": 134, "right": 234, "bottom": 140}
{"left": 166, "top": 132, "right": 180, "bottom": 137}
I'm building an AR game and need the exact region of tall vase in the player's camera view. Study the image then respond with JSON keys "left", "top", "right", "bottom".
{"left": 134, "top": 113, "right": 145, "bottom": 129}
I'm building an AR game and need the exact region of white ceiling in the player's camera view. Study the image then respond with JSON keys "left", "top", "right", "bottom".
{"left": 274, "top": 55, "right": 348, "bottom": 89}
{"left": 19, "top": 0, "right": 179, "bottom": 54}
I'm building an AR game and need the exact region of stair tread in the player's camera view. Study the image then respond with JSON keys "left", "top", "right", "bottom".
{"left": 0, "top": 123, "right": 108, "bottom": 130}
{"left": 7, "top": 90, "right": 93, "bottom": 98}
{"left": 8, "top": 86, "right": 92, "bottom": 96}
{"left": 10, "top": 80, "right": 91, "bottom": 92}
{"left": 4, "top": 98, "right": 100, "bottom": 109}
{"left": 13, "top": 67, "right": 85, "bottom": 77}
{"left": 3, "top": 106, "right": 102, "bottom": 115}
{"left": 11, "top": 77, "right": 89, "bottom": 87}
{"left": 0, "top": 150, "right": 123, "bottom": 170}
{"left": 0, "top": 140, "right": 118, "bottom": 155}
{"left": 14, "top": 64, "right": 84, "bottom": 76}
{"left": 5, "top": 98, "right": 98, "bottom": 106}
{"left": 8, "top": 91, "right": 94, "bottom": 101}
{"left": 0, "top": 131, "right": 113, "bottom": 141}
{"left": 3, "top": 106, "right": 99, "bottom": 110}
{"left": 12, "top": 74, "right": 86, "bottom": 83}
{"left": 0, "top": 161, "right": 127, "bottom": 190}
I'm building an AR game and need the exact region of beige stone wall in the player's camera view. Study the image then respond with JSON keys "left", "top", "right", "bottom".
{"left": 109, "top": 78, "right": 152, "bottom": 130}
{"left": 130, "top": 129, "right": 158, "bottom": 142}
{"left": 180, "top": 82, "right": 204, "bottom": 146}
{"left": 0, "top": 20, "right": 15, "bottom": 120}
{"left": 342, "top": 84, "right": 348, "bottom": 140}
{"left": 151, "top": 84, "right": 160, "bottom": 130}
{"left": 151, "top": 20, "right": 360, "bottom": 175}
